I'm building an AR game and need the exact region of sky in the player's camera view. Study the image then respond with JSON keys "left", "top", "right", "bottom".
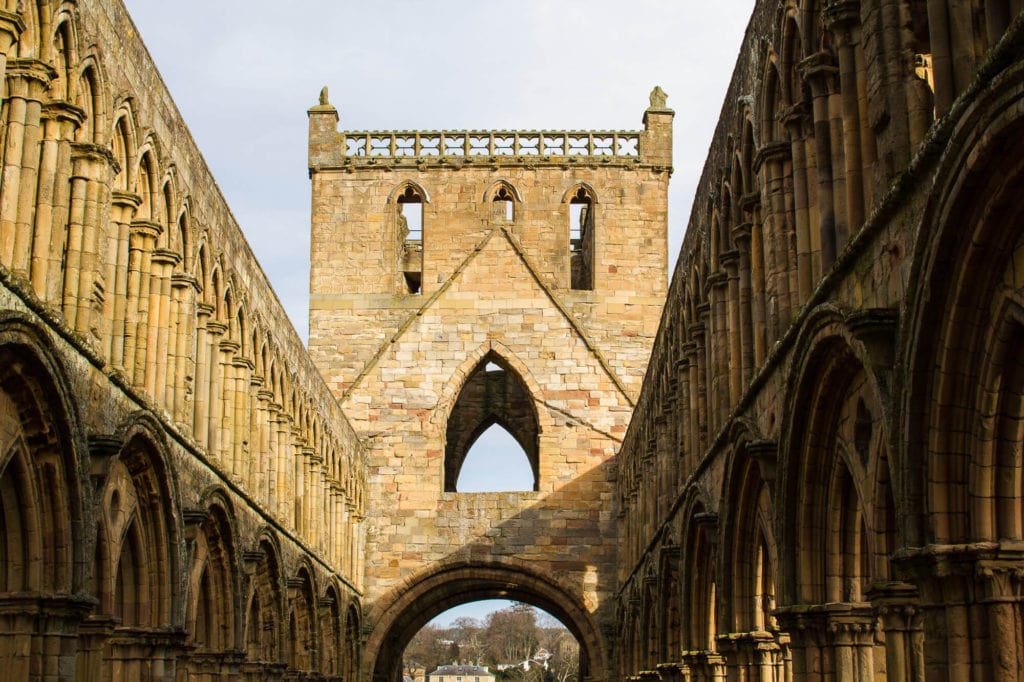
{"left": 125, "top": 0, "right": 753, "bottom": 630}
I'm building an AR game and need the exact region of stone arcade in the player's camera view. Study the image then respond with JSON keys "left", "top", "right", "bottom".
{"left": 0, "top": 0, "right": 1022, "bottom": 680}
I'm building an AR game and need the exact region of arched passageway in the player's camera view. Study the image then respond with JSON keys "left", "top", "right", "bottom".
{"left": 365, "top": 561, "right": 606, "bottom": 681}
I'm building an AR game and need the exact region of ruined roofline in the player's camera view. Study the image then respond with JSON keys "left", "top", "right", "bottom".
{"left": 307, "top": 85, "right": 675, "bottom": 171}
{"left": 337, "top": 129, "right": 643, "bottom": 160}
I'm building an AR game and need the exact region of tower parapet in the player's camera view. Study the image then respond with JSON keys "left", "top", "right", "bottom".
{"left": 308, "top": 88, "right": 673, "bottom": 172}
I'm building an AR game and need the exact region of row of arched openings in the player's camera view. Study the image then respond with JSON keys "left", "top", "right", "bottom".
{"left": 392, "top": 180, "right": 597, "bottom": 294}
{"left": 0, "top": 325, "right": 362, "bottom": 679}
{"left": 619, "top": 320, "right": 899, "bottom": 679}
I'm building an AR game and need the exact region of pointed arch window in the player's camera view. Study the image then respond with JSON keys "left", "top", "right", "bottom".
{"left": 396, "top": 185, "right": 424, "bottom": 295}
{"left": 491, "top": 185, "right": 516, "bottom": 222}
{"left": 569, "top": 187, "right": 595, "bottom": 290}
{"left": 444, "top": 353, "right": 539, "bottom": 492}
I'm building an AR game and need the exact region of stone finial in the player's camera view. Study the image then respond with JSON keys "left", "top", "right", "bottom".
{"left": 319, "top": 86, "right": 330, "bottom": 106}
{"left": 648, "top": 85, "right": 668, "bottom": 110}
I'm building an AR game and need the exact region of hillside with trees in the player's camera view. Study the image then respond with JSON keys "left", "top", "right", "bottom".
{"left": 403, "top": 604, "right": 579, "bottom": 681}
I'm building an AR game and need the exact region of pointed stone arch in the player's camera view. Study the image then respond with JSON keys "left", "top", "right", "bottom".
{"left": 0, "top": 315, "right": 86, "bottom": 595}
{"left": 344, "top": 602, "right": 361, "bottom": 682}
{"left": 0, "top": 316, "right": 89, "bottom": 678}
{"left": 679, "top": 492, "right": 719, "bottom": 655}
{"left": 319, "top": 581, "right": 344, "bottom": 678}
{"left": 435, "top": 342, "right": 544, "bottom": 492}
{"left": 185, "top": 488, "right": 240, "bottom": 659}
{"left": 245, "top": 531, "right": 285, "bottom": 667}
{"left": 286, "top": 561, "right": 318, "bottom": 674}
{"left": 385, "top": 179, "right": 431, "bottom": 205}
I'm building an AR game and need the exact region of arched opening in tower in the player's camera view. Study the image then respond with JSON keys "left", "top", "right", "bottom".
{"left": 444, "top": 353, "right": 539, "bottom": 492}
{"left": 402, "top": 601, "right": 580, "bottom": 679}
{"left": 366, "top": 563, "right": 603, "bottom": 682}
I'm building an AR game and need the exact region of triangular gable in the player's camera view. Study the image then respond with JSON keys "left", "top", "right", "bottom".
{"left": 340, "top": 225, "right": 634, "bottom": 409}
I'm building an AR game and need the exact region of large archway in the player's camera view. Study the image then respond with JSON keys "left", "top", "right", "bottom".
{"left": 364, "top": 560, "right": 606, "bottom": 682}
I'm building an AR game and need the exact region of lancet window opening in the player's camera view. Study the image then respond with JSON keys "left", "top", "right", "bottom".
{"left": 491, "top": 184, "right": 516, "bottom": 221}
{"left": 569, "top": 186, "right": 595, "bottom": 290}
{"left": 444, "top": 353, "right": 540, "bottom": 492}
{"left": 396, "top": 184, "right": 424, "bottom": 295}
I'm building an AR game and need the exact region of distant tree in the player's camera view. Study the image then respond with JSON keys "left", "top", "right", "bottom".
{"left": 405, "top": 605, "right": 579, "bottom": 680}
{"left": 450, "top": 616, "right": 485, "bottom": 663}
{"left": 404, "top": 624, "right": 449, "bottom": 673}
{"left": 546, "top": 630, "right": 579, "bottom": 682}
{"left": 484, "top": 603, "right": 538, "bottom": 665}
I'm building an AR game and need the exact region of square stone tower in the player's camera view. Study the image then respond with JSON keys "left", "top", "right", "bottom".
{"left": 307, "top": 87, "right": 672, "bottom": 677}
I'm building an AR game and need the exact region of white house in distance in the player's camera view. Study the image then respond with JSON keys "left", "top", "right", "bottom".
{"left": 426, "top": 664, "right": 495, "bottom": 682}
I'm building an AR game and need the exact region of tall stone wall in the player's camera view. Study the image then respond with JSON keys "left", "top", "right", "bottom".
{"left": 615, "top": 0, "right": 1024, "bottom": 679}
{"left": 0, "top": 0, "right": 365, "bottom": 678}
{"left": 308, "top": 96, "right": 673, "bottom": 679}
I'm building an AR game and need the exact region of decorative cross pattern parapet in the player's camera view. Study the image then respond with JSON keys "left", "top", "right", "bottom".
{"left": 308, "top": 86, "right": 674, "bottom": 172}
{"left": 341, "top": 129, "right": 642, "bottom": 160}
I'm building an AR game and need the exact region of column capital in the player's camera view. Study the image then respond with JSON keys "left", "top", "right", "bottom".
{"left": 753, "top": 140, "right": 791, "bottom": 173}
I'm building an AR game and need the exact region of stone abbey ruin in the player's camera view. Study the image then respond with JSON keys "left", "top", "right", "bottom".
{"left": 0, "top": 0, "right": 1023, "bottom": 680}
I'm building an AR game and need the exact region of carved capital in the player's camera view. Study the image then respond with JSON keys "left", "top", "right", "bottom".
{"left": 129, "top": 219, "right": 163, "bottom": 240}
{"left": 753, "top": 140, "right": 791, "bottom": 173}
{"left": 151, "top": 247, "right": 182, "bottom": 267}
{"left": 847, "top": 307, "right": 898, "bottom": 369}
{"left": 747, "top": 439, "right": 778, "bottom": 482}
{"left": 824, "top": 0, "right": 861, "bottom": 31}
{"left": 5, "top": 58, "right": 56, "bottom": 98}
{"left": 798, "top": 51, "right": 839, "bottom": 96}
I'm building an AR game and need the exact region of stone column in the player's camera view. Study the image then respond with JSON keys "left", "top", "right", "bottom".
{"left": 732, "top": 224, "right": 755, "bottom": 386}
{"left": 30, "top": 102, "right": 82, "bottom": 299}
{"left": 148, "top": 249, "right": 179, "bottom": 399}
{"left": 43, "top": 112, "right": 80, "bottom": 305}
{"left": 290, "top": 423, "right": 304, "bottom": 530}
{"left": 780, "top": 104, "right": 814, "bottom": 299}
{"left": 256, "top": 389, "right": 276, "bottom": 507}
{"left": 682, "top": 343, "right": 699, "bottom": 472}
{"left": 692, "top": 313, "right": 709, "bottom": 456}
{"left": 676, "top": 355, "right": 691, "bottom": 477}
{"left": 203, "top": 320, "right": 227, "bottom": 456}
{"left": 170, "top": 273, "right": 198, "bottom": 423}
{"left": 275, "top": 411, "right": 293, "bottom": 524}
{"left": 293, "top": 441, "right": 308, "bottom": 536}
{"left": 73, "top": 146, "right": 111, "bottom": 341}
{"left": 231, "top": 355, "right": 253, "bottom": 481}
{"left": 721, "top": 251, "right": 742, "bottom": 404}
{"left": 745, "top": 193, "right": 767, "bottom": 369}
{"left": 777, "top": 605, "right": 877, "bottom": 682}
{"left": 217, "top": 337, "right": 240, "bottom": 463}
{"left": 1, "top": 60, "right": 49, "bottom": 276}
{"left": 707, "top": 271, "right": 730, "bottom": 433}
{"left": 754, "top": 141, "right": 793, "bottom": 342}
{"left": 245, "top": 374, "right": 264, "bottom": 491}
{"left": 311, "top": 453, "right": 325, "bottom": 552}
{"left": 975, "top": 558, "right": 1024, "bottom": 681}
{"left": 801, "top": 52, "right": 843, "bottom": 272}
{"left": 127, "top": 219, "right": 161, "bottom": 385}
{"left": 827, "top": 2, "right": 868, "bottom": 237}
{"left": 105, "top": 191, "right": 140, "bottom": 370}
{"left": 868, "top": 582, "right": 924, "bottom": 682}
{"left": 192, "top": 304, "right": 214, "bottom": 449}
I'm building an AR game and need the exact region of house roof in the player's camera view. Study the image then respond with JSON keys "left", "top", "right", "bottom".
{"left": 428, "top": 665, "right": 492, "bottom": 675}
